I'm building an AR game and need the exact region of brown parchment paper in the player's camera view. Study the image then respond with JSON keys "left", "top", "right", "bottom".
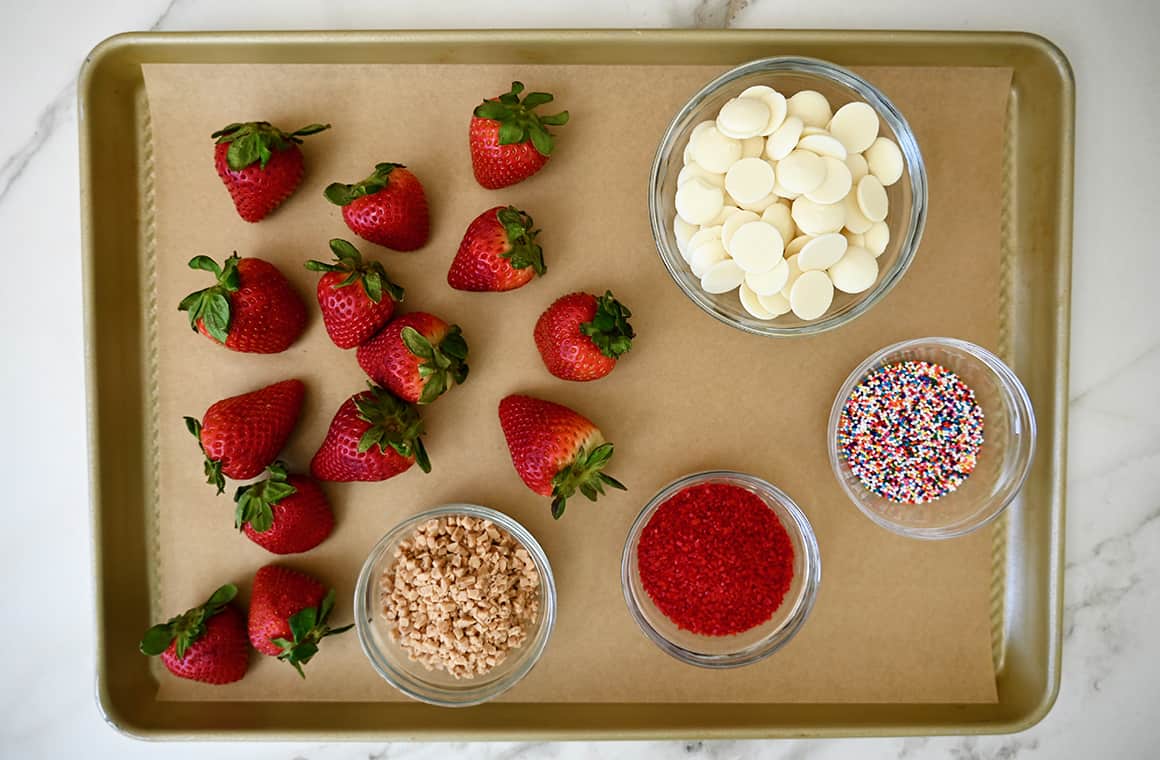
{"left": 143, "top": 62, "right": 1011, "bottom": 704}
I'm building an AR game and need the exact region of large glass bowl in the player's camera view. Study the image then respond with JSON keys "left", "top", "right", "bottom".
{"left": 828, "top": 337, "right": 1037, "bottom": 539}
{"left": 649, "top": 56, "right": 927, "bottom": 336}
{"left": 354, "top": 504, "right": 557, "bottom": 706}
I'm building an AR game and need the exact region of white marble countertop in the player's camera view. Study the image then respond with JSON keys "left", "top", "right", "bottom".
{"left": 2, "top": 0, "right": 1157, "bottom": 757}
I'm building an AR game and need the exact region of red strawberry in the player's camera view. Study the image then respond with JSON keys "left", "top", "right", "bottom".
{"left": 185, "top": 379, "right": 305, "bottom": 494}
{"left": 324, "top": 163, "right": 430, "bottom": 251}
{"left": 357, "top": 312, "right": 469, "bottom": 404}
{"left": 469, "top": 81, "right": 569, "bottom": 189}
{"left": 212, "top": 121, "right": 330, "bottom": 222}
{"left": 498, "top": 394, "right": 626, "bottom": 519}
{"left": 535, "top": 291, "right": 635, "bottom": 382}
{"left": 234, "top": 462, "right": 334, "bottom": 555}
{"left": 310, "top": 386, "right": 431, "bottom": 482}
{"left": 178, "top": 253, "right": 308, "bottom": 353}
{"left": 139, "top": 584, "right": 249, "bottom": 685}
{"left": 305, "top": 239, "right": 405, "bottom": 349}
{"left": 447, "top": 206, "right": 545, "bottom": 292}
{"left": 248, "top": 565, "right": 352, "bottom": 677}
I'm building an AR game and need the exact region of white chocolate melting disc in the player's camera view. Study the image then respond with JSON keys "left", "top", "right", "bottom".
{"left": 764, "top": 116, "right": 804, "bottom": 161}
{"left": 789, "top": 270, "right": 835, "bottom": 320}
{"left": 758, "top": 290, "right": 792, "bottom": 317}
{"left": 792, "top": 195, "right": 846, "bottom": 235}
{"left": 678, "top": 162, "right": 725, "bottom": 188}
{"left": 745, "top": 258, "right": 790, "bottom": 296}
{"left": 828, "top": 246, "right": 879, "bottom": 293}
{"left": 700, "top": 259, "right": 746, "bottom": 293}
{"left": 761, "top": 203, "right": 796, "bottom": 246}
{"left": 721, "top": 210, "right": 760, "bottom": 250}
{"left": 717, "top": 97, "right": 772, "bottom": 139}
{"left": 797, "top": 232, "right": 848, "bottom": 271}
{"left": 864, "top": 220, "right": 890, "bottom": 256}
{"left": 776, "top": 150, "right": 827, "bottom": 195}
{"left": 689, "top": 238, "right": 727, "bottom": 278}
{"left": 804, "top": 156, "right": 853, "bottom": 205}
{"left": 729, "top": 221, "right": 785, "bottom": 273}
{"left": 786, "top": 90, "right": 833, "bottom": 128}
{"left": 828, "top": 102, "right": 879, "bottom": 154}
{"left": 724, "top": 157, "right": 776, "bottom": 204}
{"left": 739, "top": 281, "right": 776, "bottom": 319}
{"left": 865, "top": 136, "right": 904, "bottom": 186}
{"left": 797, "top": 133, "right": 848, "bottom": 161}
{"left": 691, "top": 125, "right": 743, "bottom": 174}
{"left": 842, "top": 191, "right": 874, "bottom": 233}
{"left": 856, "top": 175, "right": 889, "bottom": 223}
{"left": 675, "top": 177, "right": 725, "bottom": 225}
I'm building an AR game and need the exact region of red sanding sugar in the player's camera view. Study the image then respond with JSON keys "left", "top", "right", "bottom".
{"left": 637, "top": 482, "right": 795, "bottom": 636}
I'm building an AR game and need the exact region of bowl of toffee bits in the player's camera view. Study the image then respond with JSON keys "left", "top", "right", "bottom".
{"left": 621, "top": 471, "right": 821, "bottom": 668}
{"left": 354, "top": 505, "right": 556, "bottom": 706}
{"left": 828, "top": 337, "right": 1036, "bottom": 539}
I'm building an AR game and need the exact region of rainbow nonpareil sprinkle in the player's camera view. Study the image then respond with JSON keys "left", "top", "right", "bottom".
{"left": 838, "top": 360, "right": 984, "bottom": 504}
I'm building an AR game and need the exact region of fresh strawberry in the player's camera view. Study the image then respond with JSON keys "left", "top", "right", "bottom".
{"left": 498, "top": 394, "right": 626, "bottom": 519}
{"left": 305, "top": 239, "right": 405, "bottom": 349}
{"left": 324, "top": 163, "right": 430, "bottom": 251}
{"left": 356, "top": 312, "right": 469, "bottom": 404}
{"left": 178, "top": 253, "right": 307, "bottom": 353}
{"left": 212, "top": 121, "right": 329, "bottom": 222}
{"left": 447, "top": 206, "right": 545, "bottom": 292}
{"left": 234, "top": 462, "right": 334, "bottom": 555}
{"left": 247, "top": 565, "right": 352, "bottom": 677}
{"left": 185, "top": 379, "right": 305, "bottom": 494}
{"left": 534, "top": 290, "right": 635, "bottom": 382}
{"left": 469, "top": 81, "right": 569, "bottom": 189}
{"left": 139, "top": 584, "right": 249, "bottom": 685}
{"left": 310, "top": 385, "right": 431, "bottom": 482}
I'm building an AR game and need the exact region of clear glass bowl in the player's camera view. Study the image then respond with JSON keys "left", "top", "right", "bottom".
{"left": 648, "top": 56, "right": 927, "bottom": 337}
{"left": 354, "top": 504, "right": 557, "bottom": 706}
{"left": 620, "top": 471, "right": 821, "bottom": 668}
{"left": 827, "top": 337, "right": 1037, "bottom": 539}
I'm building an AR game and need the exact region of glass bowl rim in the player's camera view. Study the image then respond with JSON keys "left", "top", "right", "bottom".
{"left": 620, "top": 469, "right": 822, "bottom": 668}
{"left": 826, "top": 336, "right": 1038, "bottom": 539}
{"left": 648, "top": 55, "right": 928, "bottom": 337}
{"left": 354, "top": 503, "right": 558, "bottom": 707}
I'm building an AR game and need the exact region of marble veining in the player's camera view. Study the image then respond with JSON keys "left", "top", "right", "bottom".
{"left": 2, "top": 0, "right": 1158, "bottom": 758}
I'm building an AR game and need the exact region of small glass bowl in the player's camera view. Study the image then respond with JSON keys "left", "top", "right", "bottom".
{"left": 827, "top": 337, "right": 1037, "bottom": 539}
{"left": 354, "top": 504, "right": 557, "bottom": 707}
{"left": 649, "top": 56, "right": 927, "bottom": 337}
{"left": 621, "top": 471, "right": 821, "bottom": 668}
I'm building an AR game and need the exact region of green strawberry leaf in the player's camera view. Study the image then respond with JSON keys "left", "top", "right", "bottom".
{"left": 494, "top": 206, "right": 546, "bottom": 276}
{"left": 272, "top": 587, "right": 353, "bottom": 679}
{"left": 472, "top": 83, "right": 568, "bottom": 157}
{"left": 178, "top": 254, "right": 242, "bottom": 344}
{"left": 139, "top": 624, "right": 175, "bottom": 656}
{"left": 323, "top": 163, "right": 402, "bottom": 207}
{"left": 578, "top": 291, "right": 635, "bottom": 359}
{"left": 214, "top": 121, "right": 330, "bottom": 170}
{"left": 547, "top": 442, "right": 625, "bottom": 519}
{"left": 305, "top": 239, "right": 404, "bottom": 305}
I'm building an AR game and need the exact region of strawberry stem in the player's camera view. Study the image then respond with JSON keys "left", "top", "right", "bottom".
{"left": 212, "top": 121, "right": 331, "bottom": 170}
{"left": 580, "top": 290, "right": 635, "bottom": 359}
{"left": 496, "top": 206, "right": 546, "bottom": 275}
{"left": 549, "top": 442, "right": 626, "bottom": 519}
{"left": 305, "top": 239, "right": 405, "bottom": 304}
{"left": 234, "top": 462, "right": 298, "bottom": 533}
{"left": 473, "top": 82, "right": 569, "bottom": 157}
{"left": 184, "top": 416, "right": 226, "bottom": 494}
{"left": 139, "top": 584, "right": 238, "bottom": 659}
{"left": 353, "top": 386, "right": 432, "bottom": 473}
{"left": 269, "top": 588, "right": 353, "bottom": 678}
{"left": 323, "top": 163, "right": 405, "bottom": 207}
{"left": 178, "top": 253, "right": 242, "bottom": 344}
{"left": 400, "top": 325, "right": 470, "bottom": 404}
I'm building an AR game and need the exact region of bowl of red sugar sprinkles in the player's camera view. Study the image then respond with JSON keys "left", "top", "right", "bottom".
{"left": 829, "top": 337, "right": 1037, "bottom": 539}
{"left": 621, "top": 471, "right": 821, "bottom": 667}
